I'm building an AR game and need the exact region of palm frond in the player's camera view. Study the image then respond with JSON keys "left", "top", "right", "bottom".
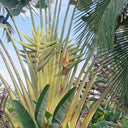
{"left": 75, "top": 0, "right": 128, "bottom": 53}
{"left": 80, "top": 19, "right": 128, "bottom": 127}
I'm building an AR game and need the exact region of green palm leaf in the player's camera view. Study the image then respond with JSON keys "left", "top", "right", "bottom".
{"left": 0, "top": 0, "right": 31, "bottom": 16}
{"left": 12, "top": 100, "right": 35, "bottom": 128}
{"left": 35, "top": 84, "right": 50, "bottom": 128}
{"left": 51, "top": 87, "right": 76, "bottom": 128}
{"left": 75, "top": 0, "right": 127, "bottom": 53}
{"left": 81, "top": 23, "right": 128, "bottom": 127}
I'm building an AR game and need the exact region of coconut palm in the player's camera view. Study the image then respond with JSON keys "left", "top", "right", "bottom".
{"left": 0, "top": 0, "right": 128, "bottom": 128}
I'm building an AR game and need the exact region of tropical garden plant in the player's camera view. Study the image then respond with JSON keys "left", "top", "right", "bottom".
{"left": 88, "top": 102, "right": 122, "bottom": 128}
{"left": 87, "top": 101, "right": 128, "bottom": 128}
{"left": 0, "top": 0, "right": 128, "bottom": 128}
{"left": 12, "top": 84, "right": 76, "bottom": 128}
